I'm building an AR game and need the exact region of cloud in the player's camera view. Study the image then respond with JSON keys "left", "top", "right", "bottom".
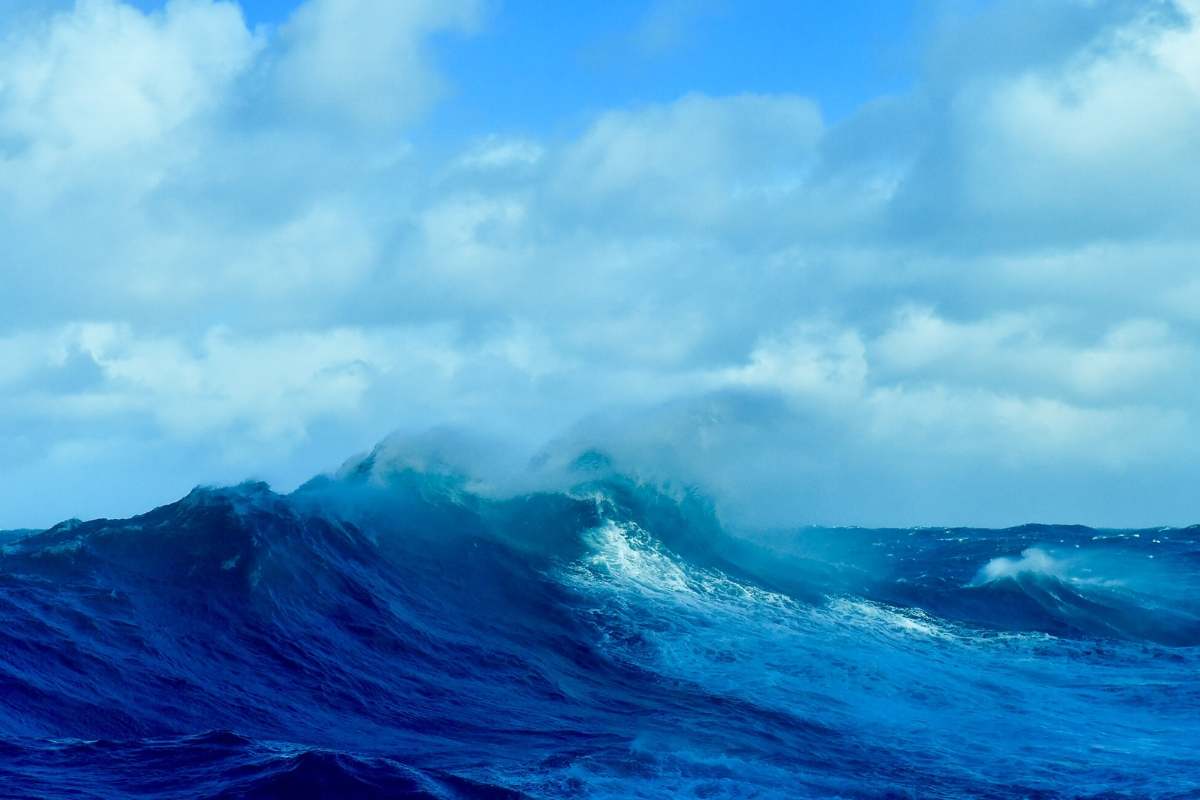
{"left": 452, "top": 136, "right": 544, "bottom": 173}
{"left": 2, "top": 0, "right": 1200, "bottom": 528}
{"left": 716, "top": 323, "right": 867, "bottom": 405}
{"left": 272, "top": 0, "right": 481, "bottom": 130}
{"left": 556, "top": 93, "right": 824, "bottom": 231}
{"left": 886, "top": 0, "right": 1200, "bottom": 246}
{"left": 873, "top": 309, "right": 1193, "bottom": 402}
{"left": 629, "top": 0, "right": 724, "bottom": 57}
{"left": 0, "top": 0, "right": 259, "bottom": 160}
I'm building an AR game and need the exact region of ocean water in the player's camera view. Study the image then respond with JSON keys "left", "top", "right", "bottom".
{"left": 1, "top": 449, "right": 1199, "bottom": 799}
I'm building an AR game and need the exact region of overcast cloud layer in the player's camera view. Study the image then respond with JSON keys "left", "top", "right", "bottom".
{"left": 2, "top": 0, "right": 1199, "bottom": 528}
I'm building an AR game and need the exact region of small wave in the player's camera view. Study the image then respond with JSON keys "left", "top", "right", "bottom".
{"left": 964, "top": 547, "right": 1200, "bottom": 646}
{"left": 0, "top": 733, "right": 518, "bottom": 800}
{"left": 972, "top": 547, "right": 1067, "bottom": 584}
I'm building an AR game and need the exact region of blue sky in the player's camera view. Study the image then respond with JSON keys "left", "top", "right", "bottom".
{"left": 124, "top": 0, "right": 926, "bottom": 125}
{"left": 1, "top": 0, "right": 1199, "bottom": 529}
{"left": 428, "top": 1, "right": 921, "bottom": 131}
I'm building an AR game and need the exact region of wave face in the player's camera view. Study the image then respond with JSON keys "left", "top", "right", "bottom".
{"left": 2, "top": 452, "right": 1200, "bottom": 798}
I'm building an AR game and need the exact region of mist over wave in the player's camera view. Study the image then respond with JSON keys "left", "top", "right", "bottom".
{"left": 2, "top": 434, "right": 1199, "bottom": 798}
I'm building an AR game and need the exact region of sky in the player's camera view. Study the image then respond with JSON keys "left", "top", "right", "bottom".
{"left": 1, "top": 0, "right": 1199, "bottom": 529}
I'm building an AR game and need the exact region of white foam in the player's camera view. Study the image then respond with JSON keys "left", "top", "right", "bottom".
{"left": 974, "top": 547, "right": 1063, "bottom": 584}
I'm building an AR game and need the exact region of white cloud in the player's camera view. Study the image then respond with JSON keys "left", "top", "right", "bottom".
{"left": 873, "top": 309, "right": 1194, "bottom": 402}
{"left": 557, "top": 92, "right": 823, "bottom": 229}
{"left": 0, "top": 0, "right": 258, "bottom": 158}
{"left": 272, "top": 0, "right": 480, "bottom": 130}
{"left": 717, "top": 324, "right": 867, "bottom": 405}
{"left": 887, "top": 1, "right": 1200, "bottom": 244}
{"left": 3, "top": 0, "right": 1200, "bottom": 527}
{"left": 13, "top": 323, "right": 389, "bottom": 441}
{"left": 419, "top": 194, "right": 530, "bottom": 278}
{"left": 453, "top": 136, "right": 545, "bottom": 172}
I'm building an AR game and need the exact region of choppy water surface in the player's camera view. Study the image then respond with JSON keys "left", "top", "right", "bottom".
{"left": 2, "top": 449, "right": 1198, "bottom": 798}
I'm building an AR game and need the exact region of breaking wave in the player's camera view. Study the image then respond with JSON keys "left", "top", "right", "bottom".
{"left": 2, "top": 442, "right": 1199, "bottom": 797}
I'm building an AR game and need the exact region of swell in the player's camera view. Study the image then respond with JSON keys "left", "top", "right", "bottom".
{"left": 718, "top": 525, "right": 1200, "bottom": 646}
{"left": 2, "top": 450, "right": 1200, "bottom": 797}
{"left": 0, "top": 731, "right": 520, "bottom": 800}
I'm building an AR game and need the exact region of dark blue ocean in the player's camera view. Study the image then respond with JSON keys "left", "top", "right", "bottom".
{"left": 2, "top": 447, "right": 1199, "bottom": 798}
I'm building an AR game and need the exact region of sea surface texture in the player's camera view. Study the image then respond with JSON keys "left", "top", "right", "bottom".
{"left": 1, "top": 449, "right": 1198, "bottom": 799}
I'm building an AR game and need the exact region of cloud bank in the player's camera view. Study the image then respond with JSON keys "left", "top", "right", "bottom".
{"left": 2, "top": 0, "right": 1199, "bottom": 527}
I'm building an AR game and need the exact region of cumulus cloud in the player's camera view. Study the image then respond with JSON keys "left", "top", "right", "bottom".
{"left": 0, "top": 0, "right": 258, "bottom": 159}
{"left": 272, "top": 0, "right": 480, "bottom": 130}
{"left": 886, "top": 0, "right": 1200, "bottom": 245}
{"left": 556, "top": 92, "right": 824, "bottom": 231}
{"left": 2, "top": 0, "right": 1200, "bottom": 528}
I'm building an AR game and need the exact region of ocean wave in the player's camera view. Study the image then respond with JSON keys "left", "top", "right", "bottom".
{"left": 0, "top": 731, "right": 518, "bottom": 800}
{"left": 2, "top": 446, "right": 1200, "bottom": 797}
{"left": 963, "top": 547, "right": 1200, "bottom": 645}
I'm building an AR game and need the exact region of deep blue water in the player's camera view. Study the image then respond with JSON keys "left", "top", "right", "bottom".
{"left": 2, "top": 448, "right": 1199, "bottom": 798}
